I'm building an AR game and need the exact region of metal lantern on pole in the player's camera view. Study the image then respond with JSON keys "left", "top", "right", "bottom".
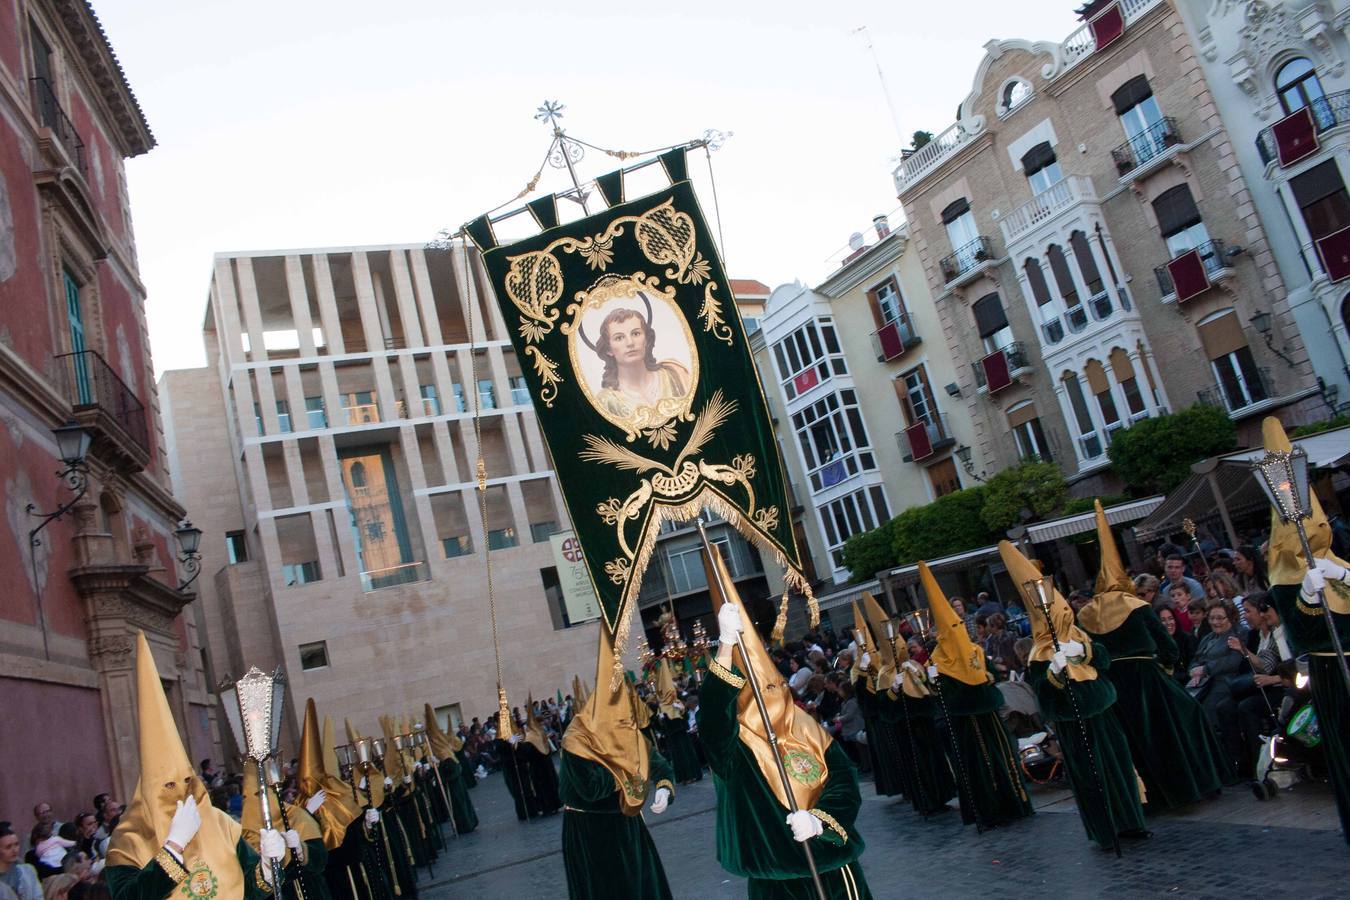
{"left": 219, "top": 667, "right": 287, "bottom": 891}
{"left": 1251, "top": 446, "right": 1350, "bottom": 692}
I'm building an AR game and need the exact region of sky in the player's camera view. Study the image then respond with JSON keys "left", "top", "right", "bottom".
{"left": 92, "top": 0, "right": 1083, "bottom": 376}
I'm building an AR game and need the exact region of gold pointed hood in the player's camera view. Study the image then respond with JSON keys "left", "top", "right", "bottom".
{"left": 299, "top": 699, "right": 359, "bottom": 848}
{"left": 571, "top": 675, "right": 588, "bottom": 710}
{"left": 850, "top": 601, "right": 877, "bottom": 688}
{"left": 380, "top": 716, "right": 409, "bottom": 783}
{"left": 241, "top": 763, "right": 322, "bottom": 863}
{"left": 654, "top": 660, "right": 683, "bottom": 718}
{"left": 862, "top": 591, "right": 926, "bottom": 698}
{"left": 107, "top": 634, "right": 244, "bottom": 898}
{"left": 1077, "top": 500, "right": 1150, "bottom": 634}
{"left": 1263, "top": 417, "right": 1350, "bottom": 612}
{"left": 918, "top": 562, "right": 990, "bottom": 686}
{"left": 561, "top": 623, "right": 653, "bottom": 816}
{"left": 523, "top": 696, "right": 551, "bottom": 755}
{"left": 423, "top": 704, "right": 455, "bottom": 761}
{"left": 345, "top": 719, "right": 384, "bottom": 807}
{"left": 705, "top": 539, "right": 831, "bottom": 812}
{"left": 998, "top": 540, "right": 1097, "bottom": 681}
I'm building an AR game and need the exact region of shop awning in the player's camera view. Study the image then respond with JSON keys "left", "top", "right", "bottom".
{"left": 814, "top": 579, "right": 881, "bottom": 612}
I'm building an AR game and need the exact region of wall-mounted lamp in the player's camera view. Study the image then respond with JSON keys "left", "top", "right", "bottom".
{"left": 1249, "top": 309, "right": 1296, "bottom": 367}
{"left": 955, "top": 444, "right": 986, "bottom": 483}
{"left": 25, "top": 420, "right": 94, "bottom": 660}
{"left": 175, "top": 519, "right": 204, "bottom": 591}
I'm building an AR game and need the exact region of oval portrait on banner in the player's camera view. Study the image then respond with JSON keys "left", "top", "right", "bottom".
{"left": 566, "top": 274, "right": 699, "bottom": 440}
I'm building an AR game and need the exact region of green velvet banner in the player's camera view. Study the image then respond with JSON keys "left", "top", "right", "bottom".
{"left": 468, "top": 173, "right": 810, "bottom": 636}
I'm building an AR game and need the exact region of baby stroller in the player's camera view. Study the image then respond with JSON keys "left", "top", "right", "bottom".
{"left": 1017, "top": 731, "right": 1063, "bottom": 786}
{"left": 1252, "top": 698, "right": 1324, "bottom": 800}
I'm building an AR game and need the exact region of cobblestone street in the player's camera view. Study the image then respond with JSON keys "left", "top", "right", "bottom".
{"left": 418, "top": 769, "right": 1345, "bottom": 899}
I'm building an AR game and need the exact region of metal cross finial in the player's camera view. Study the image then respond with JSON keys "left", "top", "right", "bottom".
{"left": 535, "top": 100, "right": 566, "bottom": 131}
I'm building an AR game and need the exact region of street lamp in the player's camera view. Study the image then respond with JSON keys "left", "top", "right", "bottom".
{"left": 175, "top": 519, "right": 203, "bottom": 591}
{"left": 954, "top": 444, "right": 985, "bottom": 483}
{"left": 1249, "top": 308, "right": 1296, "bottom": 367}
{"left": 1250, "top": 445, "right": 1350, "bottom": 692}
{"left": 219, "top": 667, "right": 288, "bottom": 892}
{"left": 26, "top": 419, "right": 94, "bottom": 660}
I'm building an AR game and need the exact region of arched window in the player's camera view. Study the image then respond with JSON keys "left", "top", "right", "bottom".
{"left": 1002, "top": 79, "right": 1032, "bottom": 114}
{"left": 349, "top": 460, "right": 368, "bottom": 488}
{"left": 1276, "top": 57, "right": 1327, "bottom": 117}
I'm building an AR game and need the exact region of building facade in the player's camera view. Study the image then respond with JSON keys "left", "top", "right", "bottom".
{"left": 160, "top": 242, "right": 608, "bottom": 743}
{"left": 1174, "top": 0, "right": 1350, "bottom": 403}
{"left": 893, "top": 0, "right": 1322, "bottom": 494}
{"left": 0, "top": 1, "right": 218, "bottom": 814}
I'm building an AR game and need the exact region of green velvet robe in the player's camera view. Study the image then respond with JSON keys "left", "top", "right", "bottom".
{"left": 698, "top": 665, "right": 872, "bottom": 899}
{"left": 106, "top": 836, "right": 269, "bottom": 900}
{"left": 376, "top": 792, "right": 420, "bottom": 897}
{"left": 325, "top": 816, "right": 395, "bottom": 900}
{"left": 454, "top": 748, "right": 477, "bottom": 789}
{"left": 498, "top": 739, "right": 541, "bottom": 820}
{"left": 875, "top": 688, "right": 957, "bottom": 816}
{"left": 526, "top": 745, "right": 563, "bottom": 815}
{"left": 852, "top": 679, "right": 905, "bottom": 798}
{"left": 1027, "top": 643, "right": 1146, "bottom": 849}
{"left": 934, "top": 672, "right": 1033, "bottom": 828}
{"left": 655, "top": 713, "right": 703, "bottom": 783}
{"left": 1269, "top": 582, "right": 1350, "bottom": 843}
{"left": 420, "top": 770, "right": 450, "bottom": 826}
{"left": 436, "top": 758, "right": 479, "bottom": 834}
{"left": 559, "top": 747, "right": 676, "bottom": 899}
{"left": 1083, "top": 605, "right": 1230, "bottom": 809}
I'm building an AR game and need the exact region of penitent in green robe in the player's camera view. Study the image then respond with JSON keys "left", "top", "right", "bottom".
{"left": 934, "top": 671, "right": 1033, "bottom": 829}
{"left": 656, "top": 713, "right": 703, "bottom": 784}
{"left": 875, "top": 687, "right": 957, "bottom": 816}
{"left": 699, "top": 664, "right": 872, "bottom": 900}
{"left": 455, "top": 748, "right": 477, "bottom": 789}
{"left": 326, "top": 815, "right": 395, "bottom": 900}
{"left": 1269, "top": 582, "right": 1350, "bottom": 844}
{"left": 1083, "top": 606, "right": 1230, "bottom": 809}
{"left": 106, "top": 836, "right": 270, "bottom": 900}
{"left": 852, "top": 679, "right": 905, "bottom": 798}
{"left": 559, "top": 747, "right": 676, "bottom": 899}
{"left": 1027, "top": 643, "right": 1146, "bottom": 849}
{"left": 437, "top": 757, "right": 479, "bottom": 834}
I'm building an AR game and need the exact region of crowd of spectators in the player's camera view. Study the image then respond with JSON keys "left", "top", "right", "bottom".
{"left": 0, "top": 793, "right": 124, "bottom": 900}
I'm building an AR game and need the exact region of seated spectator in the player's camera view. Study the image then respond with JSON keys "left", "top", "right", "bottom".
{"left": 975, "top": 591, "right": 1002, "bottom": 618}
{"left": 1156, "top": 604, "right": 1196, "bottom": 685}
{"left": 67, "top": 817, "right": 96, "bottom": 865}
{"left": 1233, "top": 544, "right": 1269, "bottom": 595}
{"left": 1187, "top": 597, "right": 1209, "bottom": 638}
{"left": 982, "top": 613, "right": 1021, "bottom": 678}
{"left": 28, "top": 825, "right": 71, "bottom": 879}
{"left": 1133, "top": 572, "right": 1160, "bottom": 606}
{"left": 1188, "top": 601, "right": 1247, "bottom": 770}
{"left": 1160, "top": 554, "right": 1205, "bottom": 602}
{"left": 0, "top": 826, "right": 41, "bottom": 900}
{"left": 57, "top": 853, "right": 89, "bottom": 884}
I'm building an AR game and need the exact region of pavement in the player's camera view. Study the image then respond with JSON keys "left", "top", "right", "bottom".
{"left": 417, "top": 766, "right": 1346, "bottom": 899}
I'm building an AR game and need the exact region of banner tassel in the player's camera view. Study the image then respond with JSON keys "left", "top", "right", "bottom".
{"left": 772, "top": 588, "right": 789, "bottom": 644}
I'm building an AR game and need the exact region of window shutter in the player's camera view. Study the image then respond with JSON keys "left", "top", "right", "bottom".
{"left": 1085, "top": 359, "right": 1110, "bottom": 395}
{"left": 972, "top": 293, "right": 1008, "bottom": 338}
{"left": 1020, "top": 142, "right": 1057, "bottom": 176}
{"left": 1152, "top": 185, "right": 1202, "bottom": 237}
{"left": 1111, "top": 75, "right": 1153, "bottom": 114}
{"left": 865, "top": 286, "right": 884, "bottom": 329}
{"left": 1024, "top": 258, "right": 1053, "bottom": 306}
{"left": 1290, "top": 160, "right": 1346, "bottom": 209}
{"left": 1108, "top": 347, "right": 1135, "bottom": 382}
{"left": 1197, "top": 311, "right": 1248, "bottom": 360}
{"left": 892, "top": 377, "right": 916, "bottom": 426}
{"left": 941, "top": 198, "right": 971, "bottom": 225}
{"left": 1007, "top": 402, "right": 1038, "bottom": 427}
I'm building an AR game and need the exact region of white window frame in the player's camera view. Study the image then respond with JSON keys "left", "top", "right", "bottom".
{"left": 819, "top": 486, "right": 891, "bottom": 574}
{"left": 791, "top": 390, "right": 876, "bottom": 493}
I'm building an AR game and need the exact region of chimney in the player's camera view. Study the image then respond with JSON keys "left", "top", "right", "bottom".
{"left": 873, "top": 215, "right": 890, "bottom": 240}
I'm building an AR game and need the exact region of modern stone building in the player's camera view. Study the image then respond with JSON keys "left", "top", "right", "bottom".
{"left": 160, "top": 242, "right": 603, "bottom": 743}
{"left": 1173, "top": 0, "right": 1350, "bottom": 403}
{"left": 892, "top": 0, "right": 1322, "bottom": 495}
{"left": 0, "top": 1, "right": 218, "bottom": 814}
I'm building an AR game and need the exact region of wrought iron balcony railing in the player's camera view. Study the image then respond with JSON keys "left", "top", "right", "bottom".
{"left": 1154, "top": 239, "right": 1231, "bottom": 298}
{"left": 1112, "top": 117, "right": 1182, "bottom": 175}
{"left": 870, "top": 315, "right": 920, "bottom": 362}
{"left": 1256, "top": 91, "right": 1350, "bottom": 165}
{"left": 899, "top": 412, "right": 957, "bottom": 463}
{"left": 30, "top": 77, "right": 87, "bottom": 173}
{"left": 1197, "top": 366, "right": 1274, "bottom": 414}
{"left": 56, "top": 349, "right": 150, "bottom": 463}
{"left": 939, "top": 236, "right": 997, "bottom": 283}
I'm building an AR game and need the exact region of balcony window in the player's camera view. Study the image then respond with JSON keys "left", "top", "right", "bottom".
{"left": 1113, "top": 75, "right": 1169, "bottom": 170}
{"left": 442, "top": 535, "right": 471, "bottom": 558}
{"left": 870, "top": 277, "right": 904, "bottom": 326}
{"left": 344, "top": 391, "right": 379, "bottom": 424}
{"left": 1046, "top": 244, "right": 1083, "bottom": 330}
{"left": 339, "top": 447, "right": 420, "bottom": 591}
{"left": 276, "top": 400, "right": 292, "bottom": 434}
{"left": 1086, "top": 359, "right": 1121, "bottom": 431}
{"left": 896, "top": 366, "right": 949, "bottom": 460}
{"left": 477, "top": 379, "right": 497, "bottom": 410}
{"left": 282, "top": 561, "right": 322, "bottom": 586}
{"left": 488, "top": 527, "right": 518, "bottom": 550}
{"left": 1021, "top": 143, "right": 1062, "bottom": 195}
{"left": 927, "top": 458, "right": 963, "bottom": 498}
{"left": 819, "top": 485, "right": 891, "bottom": 572}
{"left": 791, "top": 389, "right": 875, "bottom": 493}
{"left": 1276, "top": 58, "right": 1327, "bottom": 117}
{"left": 305, "top": 396, "right": 327, "bottom": 429}
{"left": 1009, "top": 404, "right": 1052, "bottom": 462}
{"left": 772, "top": 319, "right": 845, "bottom": 401}
{"left": 1063, "top": 372, "right": 1104, "bottom": 460}
{"left": 1291, "top": 161, "right": 1350, "bottom": 276}
{"left": 419, "top": 384, "right": 441, "bottom": 416}
{"left": 973, "top": 293, "right": 1013, "bottom": 354}
{"left": 226, "top": 531, "right": 248, "bottom": 564}
{"left": 942, "top": 199, "right": 979, "bottom": 252}
{"left": 1197, "top": 310, "right": 1268, "bottom": 412}
{"left": 510, "top": 375, "right": 530, "bottom": 406}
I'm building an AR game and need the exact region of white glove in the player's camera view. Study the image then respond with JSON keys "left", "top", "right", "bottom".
{"left": 304, "top": 789, "right": 326, "bottom": 815}
{"left": 364, "top": 809, "right": 380, "bottom": 825}
{"left": 383, "top": 777, "right": 393, "bottom": 789}
{"left": 927, "top": 665, "right": 940, "bottom": 680}
{"left": 1059, "top": 640, "right": 1085, "bottom": 659}
{"left": 650, "top": 787, "right": 670, "bottom": 814}
{"left": 847, "top": 641, "right": 858, "bottom": 657}
{"left": 358, "top": 777, "right": 368, "bottom": 790}
{"left": 902, "top": 660, "right": 924, "bottom": 677}
{"left": 718, "top": 604, "right": 744, "bottom": 642}
{"left": 1316, "top": 557, "right": 1349, "bottom": 581}
{"left": 860, "top": 652, "right": 871, "bottom": 670}
{"left": 260, "top": 828, "right": 286, "bottom": 862}
{"left": 283, "top": 829, "right": 302, "bottom": 851}
{"left": 508, "top": 733, "right": 523, "bottom": 746}
{"left": 1050, "top": 651, "right": 1068, "bottom": 674}
{"left": 785, "top": 810, "right": 823, "bottom": 843}
{"left": 891, "top": 673, "right": 904, "bottom": 692}
{"left": 403, "top": 775, "right": 413, "bottom": 785}
{"left": 1303, "top": 568, "right": 1326, "bottom": 602}
{"left": 166, "top": 796, "right": 201, "bottom": 850}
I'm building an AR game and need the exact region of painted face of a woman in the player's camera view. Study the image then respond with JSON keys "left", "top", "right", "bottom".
{"left": 604, "top": 314, "right": 648, "bottom": 367}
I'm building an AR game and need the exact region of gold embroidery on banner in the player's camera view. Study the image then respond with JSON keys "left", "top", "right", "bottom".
{"left": 699, "top": 283, "right": 735, "bottom": 346}
{"left": 524, "top": 346, "right": 561, "bottom": 408}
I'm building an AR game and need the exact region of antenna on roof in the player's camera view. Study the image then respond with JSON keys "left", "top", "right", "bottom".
{"left": 850, "top": 25, "right": 905, "bottom": 146}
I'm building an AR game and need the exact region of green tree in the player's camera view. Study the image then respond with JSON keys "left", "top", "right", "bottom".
{"left": 979, "top": 460, "right": 1069, "bottom": 532}
{"left": 890, "top": 485, "right": 999, "bottom": 566}
{"left": 1107, "top": 404, "right": 1238, "bottom": 495}
{"left": 841, "top": 520, "right": 897, "bottom": 583}
{"left": 910, "top": 130, "right": 933, "bottom": 151}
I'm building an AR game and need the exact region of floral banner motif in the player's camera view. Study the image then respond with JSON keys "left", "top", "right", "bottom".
{"left": 467, "top": 176, "right": 810, "bottom": 636}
